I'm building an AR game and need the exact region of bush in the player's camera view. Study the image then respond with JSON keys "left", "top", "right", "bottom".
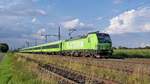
{"left": 113, "top": 49, "right": 150, "bottom": 58}
{"left": 0, "top": 43, "right": 9, "bottom": 52}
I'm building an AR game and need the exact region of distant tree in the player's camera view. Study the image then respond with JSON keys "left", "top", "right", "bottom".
{"left": 118, "top": 46, "right": 128, "bottom": 49}
{"left": 0, "top": 43, "right": 9, "bottom": 52}
{"left": 112, "top": 47, "right": 117, "bottom": 49}
{"left": 144, "top": 46, "right": 150, "bottom": 49}
{"left": 137, "top": 47, "right": 142, "bottom": 49}
{"left": 13, "top": 48, "right": 21, "bottom": 52}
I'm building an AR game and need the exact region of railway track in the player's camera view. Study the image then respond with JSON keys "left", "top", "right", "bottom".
{"left": 18, "top": 53, "right": 150, "bottom": 65}
{"left": 19, "top": 55, "right": 118, "bottom": 84}
{"left": 36, "top": 54, "right": 150, "bottom": 76}
{"left": 96, "top": 59, "right": 150, "bottom": 65}
{"left": 61, "top": 55, "right": 150, "bottom": 65}
{"left": 62, "top": 59, "right": 134, "bottom": 74}
{"left": 39, "top": 67, "right": 77, "bottom": 84}
{"left": 59, "top": 56, "right": 150, "bottom": 76}
{"left": 18, "top": 53, "right": 150, "bottom": 77}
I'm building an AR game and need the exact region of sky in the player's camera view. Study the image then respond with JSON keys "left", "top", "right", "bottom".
{"left": 0, "top": 0, "right": 150, "bottom": 49}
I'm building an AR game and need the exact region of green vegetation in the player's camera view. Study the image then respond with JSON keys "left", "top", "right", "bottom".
{"left": 1, "top": 51, "right": 150, "bottom": 84}
{"left": 0, "top": 53, "right": 52, "bottom": 84}
{"left": 0, "top": 43, "right": 9, "bottom": 52}
{"left": 20, "top": 53, "right": 150, "bottom": 84}
{"left": 113, "top": 49, "right": 150, "bottom": 58}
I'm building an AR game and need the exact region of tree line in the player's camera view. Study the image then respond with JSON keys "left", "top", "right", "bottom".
{"left": 113, "top": 46, "right": 150, "bottom": 49}
{"left": 0, "top": 43, "right": 9, "bottom": 52}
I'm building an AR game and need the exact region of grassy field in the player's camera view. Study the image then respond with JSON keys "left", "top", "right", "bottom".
{"left": 19, "top": 53, "right": 150, "bottom": 84}
{"left": 0, "top": 53, "right": 60, "bottom": 84}
{"left": 113, "top": 49, "right": 150, "bottom": 58}
{"left": 1, "top": 49, "right": 150, "bottom": 84}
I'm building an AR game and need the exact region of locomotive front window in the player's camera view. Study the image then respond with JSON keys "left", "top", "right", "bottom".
{"left": 97, "top": 33, "right": 111, "bottom": 43}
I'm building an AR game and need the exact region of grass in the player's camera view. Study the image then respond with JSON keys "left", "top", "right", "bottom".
{"left": 113, "top": 49, "right": 150, "bottom": 58}
{"left": 0, "top": 53, "right": 13, "bottom": 84}
{"left": 0, "top": 53, "right": 58, "bottom": 84}
{"left": 19, "top": 53, "right": 150, "bottom": 84}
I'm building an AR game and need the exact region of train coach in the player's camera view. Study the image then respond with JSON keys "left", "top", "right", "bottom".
{"left": 20, "top": 31, "right": 113, "bottom": 58}
{"left": 20, "top": 41, "right": 61, "bottom": 54}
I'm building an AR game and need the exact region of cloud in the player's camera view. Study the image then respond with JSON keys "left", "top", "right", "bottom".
{"left": 113, "top": 0, "right": 123, "bottom": 4}
{"left": 143, "top": 23, "right": 150, "bottom": 31}
{"left": 111, "top": 32, "right": 150, "bottom": 47}
{"left": 61, "top": 18, "right": 97, "bottom": 31}
{"left": 37, "top": 28, "right": 46, "bottom": 35}
{"left": 0, "top": 0, "right": 49, "bottom": 48}
{"left": 105, "top": 7, "right": 150, "bottom": 34}
{"left": 0, "top": 0, "right": 47, "bottom": 17}
{"left": 36, "top": 9, "right": 47, "bottom": 15}
{"left": 96, "top": 17, "right": 103, "bottom": 20}
{"left": 32, "top": 17, "right": 37, "bottom": 23}
{"left": 61, "top": 19, "right": 84, "bottom": 29}
{"left": 0, "top": 0, "right": 47, "bottom": 37}
{"left": 140, "top": 42, "right": 150, "bottom": 47}
{"left": 33, "top": 28, "right": 46, "bottom": 40}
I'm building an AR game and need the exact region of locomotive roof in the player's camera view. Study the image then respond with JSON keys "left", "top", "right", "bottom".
{"left": 22, "top": 41, "right": 62, "bottom": 50}
{"left": 65, "top": 34, "right": 88, "bottom": 41}
{"left": 66, "top": 31, "right": 108, "bottom": 41}
{"left": 87, "top": 31, "right": 99, "bottom": 34}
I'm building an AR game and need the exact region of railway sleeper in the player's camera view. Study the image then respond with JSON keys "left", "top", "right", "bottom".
{"left": 40, "top": 64, "right": 112, "bottom": 84}
{"left": 39, "top": 67, "right": 77, "bottom": 84}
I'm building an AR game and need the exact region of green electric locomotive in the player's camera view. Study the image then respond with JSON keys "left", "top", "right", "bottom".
{"left": 20, "top": 31, "right": 113, "bottom": 58}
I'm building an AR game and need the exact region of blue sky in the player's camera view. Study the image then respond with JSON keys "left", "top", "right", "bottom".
{"left": 0, "top": 0, "right": 150, "bottom": 49}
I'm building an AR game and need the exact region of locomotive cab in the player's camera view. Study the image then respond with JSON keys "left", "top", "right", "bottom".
{"left": 87, "top": 32, "right": 113, "bottom": 56}
{"left": 96, "top": 33, "right": 113, "bottom": 55}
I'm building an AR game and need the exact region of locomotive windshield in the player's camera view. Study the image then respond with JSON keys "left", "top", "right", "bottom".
{"left": 97, "top": 33, "right": 111, "bottom": 43}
